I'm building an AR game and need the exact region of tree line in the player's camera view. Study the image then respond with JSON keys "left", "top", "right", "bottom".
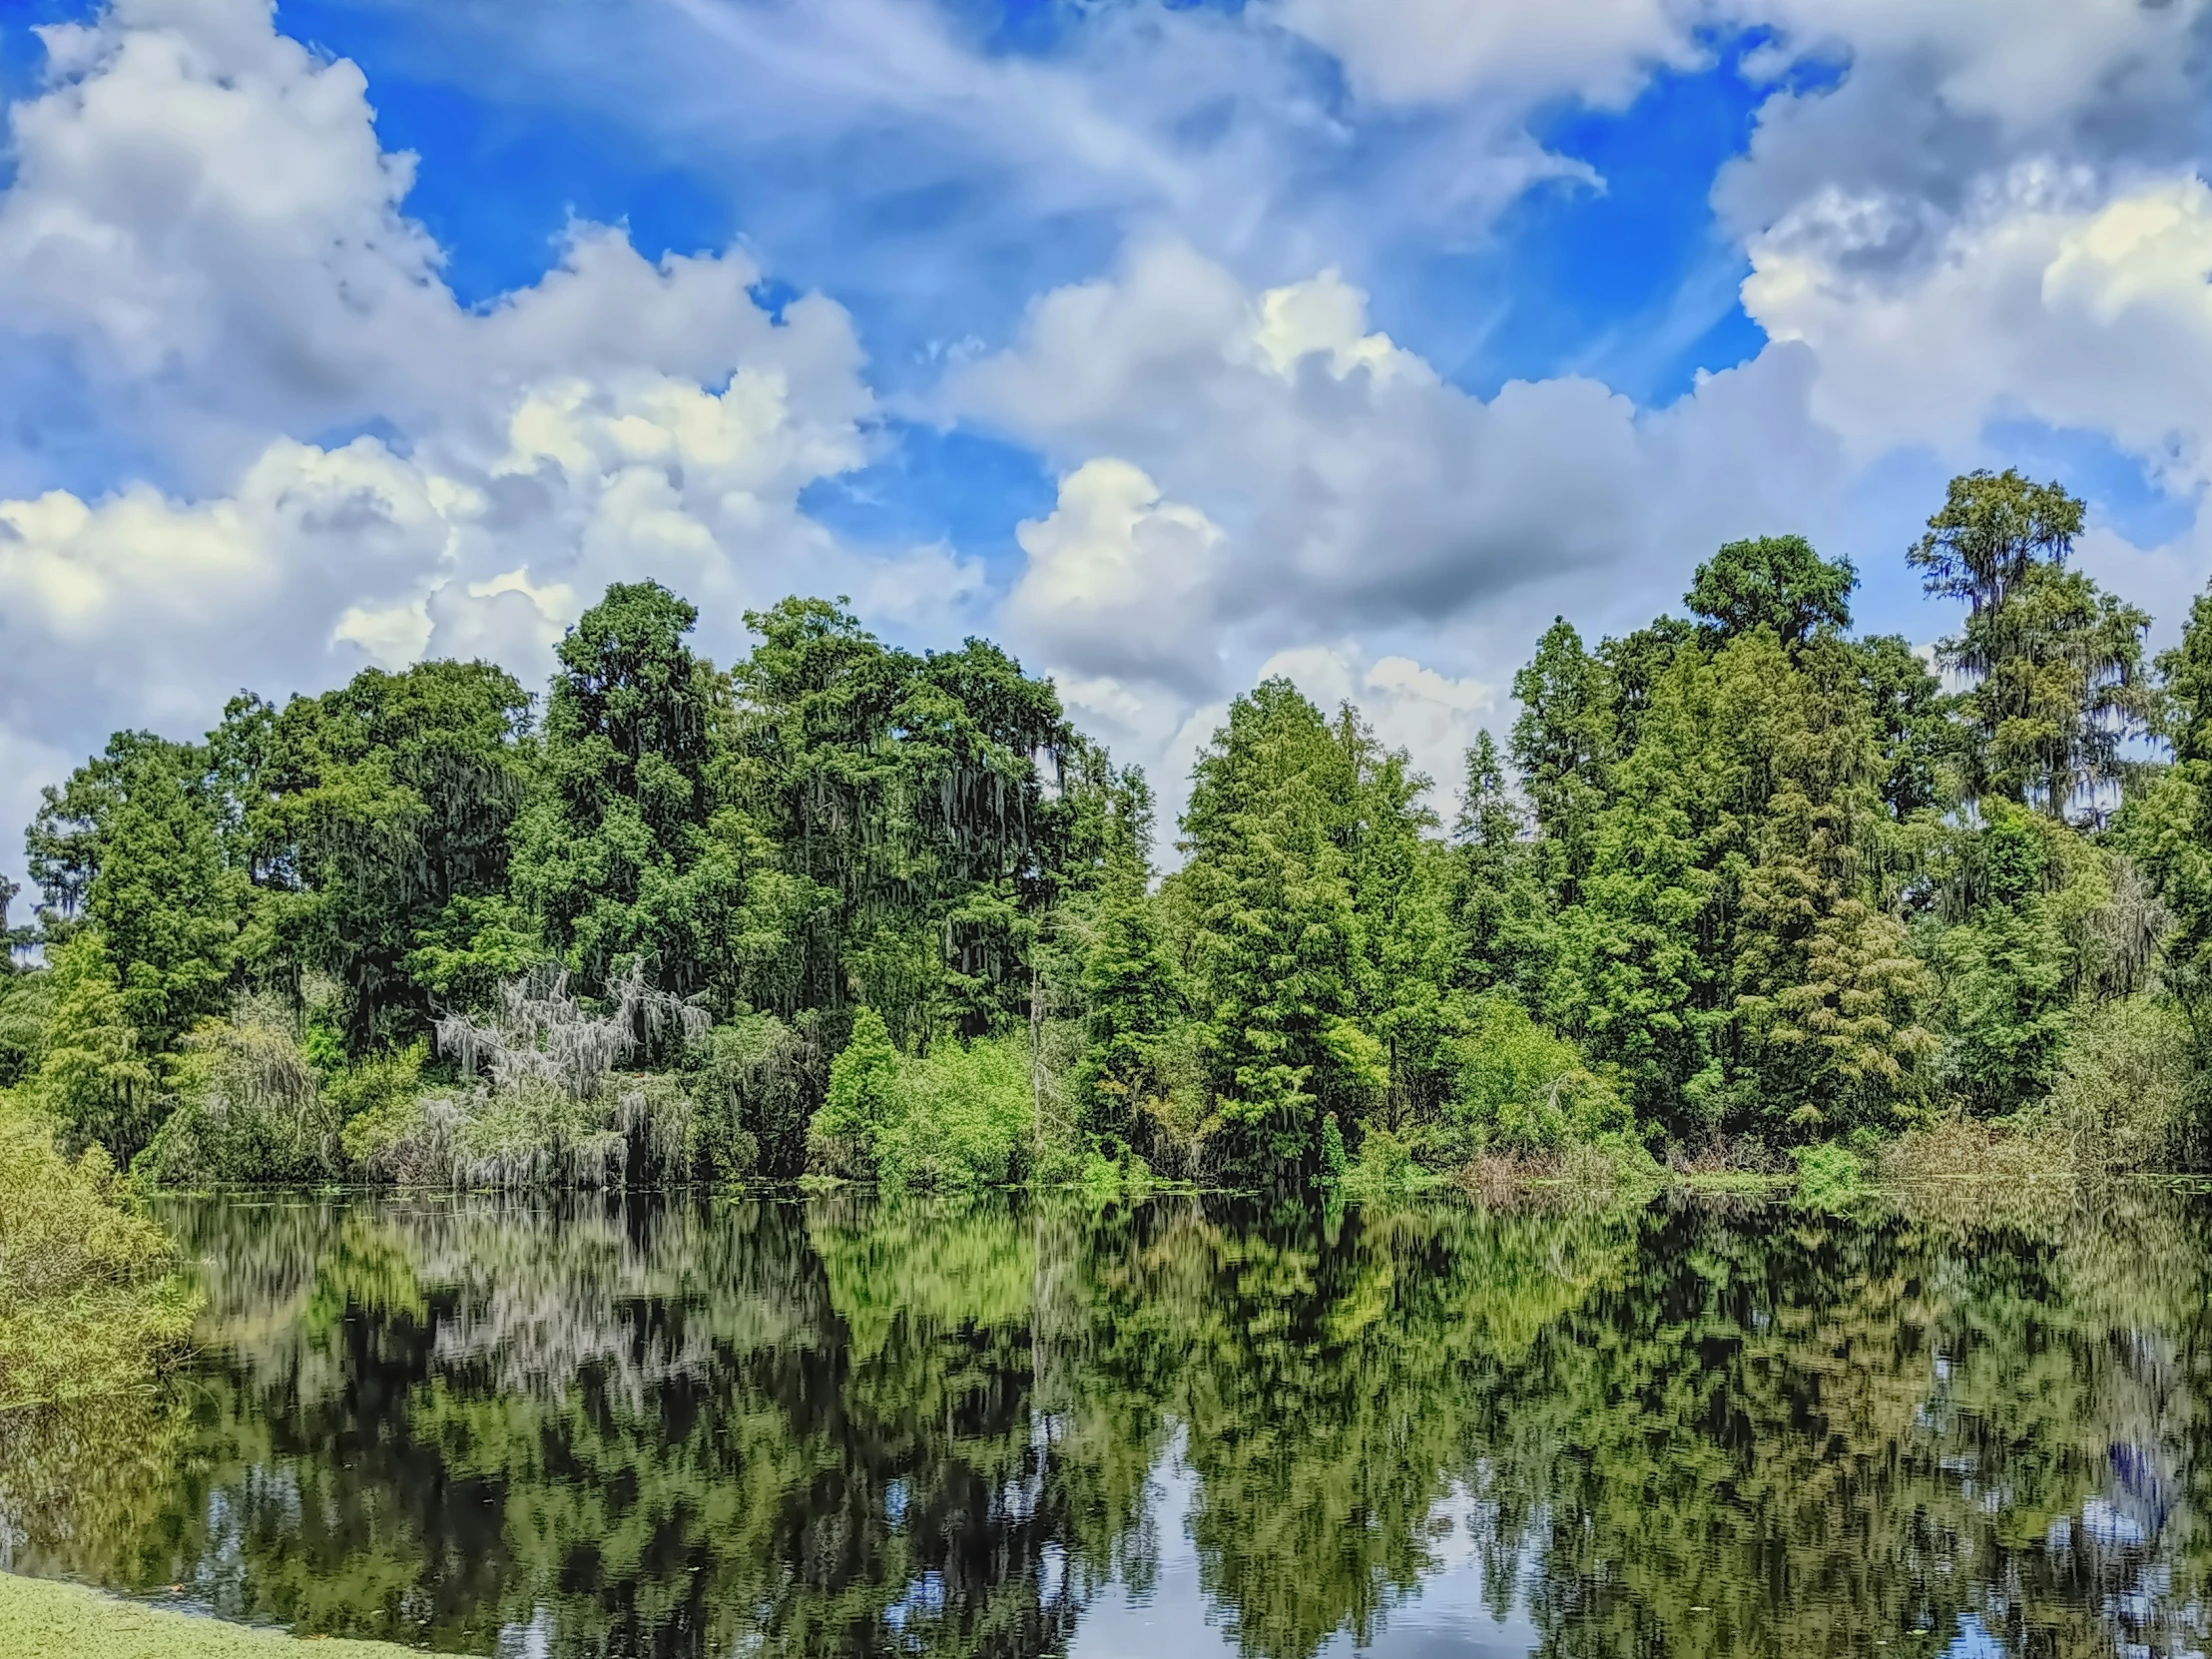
{"left": 3, "top": 465, "right": 2209, "bottom": 1188}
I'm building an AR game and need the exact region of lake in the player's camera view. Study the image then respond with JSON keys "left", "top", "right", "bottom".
{"left": 1, "top": 1185, "right": 2206, "bottom": 1657}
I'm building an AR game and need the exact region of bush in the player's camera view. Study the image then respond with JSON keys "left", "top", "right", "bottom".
{"left": 693, "top": 1011, "right": 820, "bottom": 1179}
{"left": 808, "top": 1008, "right": 1036, "bottom": 1188}
{"left": 1343, "top": 1124, "right": 1419, "bottom": 1198}
{"left": 1435, "top": 996, "right": 1629, "bottom": 1161}
{"left": 1792, "top": 1141, "right": 1871, "bottom": 1211}
{"left": 877, "top": 1035, "right": 1034, "bottom": 1189}
{"left": 139, "top": 1001, "right": 340, "bottom": 1186}
{"left": 345, "top": 1074, "right": 698, "bottom": 1189}
{"left": 2030, "top": 994, "right": 2197, "bottom": 1171}
{"left": 0, "top": 1095, "right": 197, "bottom": 1411}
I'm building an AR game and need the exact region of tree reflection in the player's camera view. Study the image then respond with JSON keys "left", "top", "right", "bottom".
{"left": 5, "top": 1187, "right": 2212, "bottom": 1658}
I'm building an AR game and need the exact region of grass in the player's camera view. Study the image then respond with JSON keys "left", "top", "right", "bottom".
{"left": 0, "top": 1573, "right": 420, "bottom": 1657}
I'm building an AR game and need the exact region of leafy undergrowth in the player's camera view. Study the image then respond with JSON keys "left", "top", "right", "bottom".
{"left": 1877, "top": 1117, "right": 2078, "bottom": 1188}
{"left": 0, "top": 1100, "right": 200, "bottom": 1413}
{"left": 0, "top": 1573, "right": 415, "bottom": 1658}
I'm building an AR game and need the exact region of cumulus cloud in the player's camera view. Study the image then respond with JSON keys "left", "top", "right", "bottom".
{"left": 0, "top": 0, "right": 977, "bottom": 898}
{"left": 966, "top": 244, "right": 1844, "bottom": 848}
{"left": 957, "top": 239, "right": 1845, "bottom": 643}
{"left": 1719, "top": 0, "right": 2212, "bottom": 276}
{"left": 0, "top": 0, "right": 875, "bottom": 478}
{"left": 1008, "top": 459, "right": 1228, "bottom": 695}
{"left": 1267, "top": 0, "right": 1707, "bottom": 109}
{"left": 1745, "top": 172, "right": 2212, "bottom": 489}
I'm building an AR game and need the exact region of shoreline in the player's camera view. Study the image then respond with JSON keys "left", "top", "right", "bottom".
{"left": 0, "top": 1571, "right": 420, "bottom": 1657}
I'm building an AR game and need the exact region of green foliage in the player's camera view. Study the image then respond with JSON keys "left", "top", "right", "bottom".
{"left": 872, "top": 1034, "right": 1034, "bottom": 1189}
{"left": 30, "top": 931, "right": 162, "bottom": 1163}
{"left": 1686, "top": 533, "right": 1856, "bottom": 647}
{"left": 18, "top": 462, "right": 2212, "bottom": 1193}
{"left": 1439, "top": 995, "right": 1627, "bottom": 1157}
{"left": 691, "top": 1011, "right": 820, "bottom": 1179}
{"left": 228, "top": 661, "right": 533, "bottom": 1050}
{"left": 1177, "top": 679, "right": 1366, "bottom": 1180}
{"left": 0, "top": 1094, "right": 197, "bottom": 1412}
{"left": 1912, "top": 470, "right": 2152, "bottom": 818}
{"left": 140, "top": 1002, "right": 339, "bottom": 1186}
{"left": 511, "top": 581, "right": 730, "bottom": 993}
{"left": 31, "top": 732, "right": 241, "bottom": 1054}
{"left": 810, "top": 1004, "right": 900, "bottom": 1179}
{"left": 1790, "top": 1140, "right": 1870, "bottom": 1210}
{"left": 1071, "top": 840, "right": 1182, "bottom": 1156}
{"left": 1923, "top": 810, "right": 2072, "bottom": 1115}
{"left": 2032, "top": 994, "right": 2197, "bottom": 1171}
{"left": 808, "top": 1006, "right": 1034, "bottom": 1188}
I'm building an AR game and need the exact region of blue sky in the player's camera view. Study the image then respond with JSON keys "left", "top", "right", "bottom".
{"left": 4, "top": 0, "right": 2212, "bottom": 851}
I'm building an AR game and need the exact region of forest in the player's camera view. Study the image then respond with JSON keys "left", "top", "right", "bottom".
{"left": 2, "top": 464, "right": 2206, "bottom": 1193}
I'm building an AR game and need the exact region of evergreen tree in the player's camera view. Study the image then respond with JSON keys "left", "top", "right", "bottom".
{"left": 1179, "top": 679, "right": 1366, "bottom": 1179}
{"left": 32, "top": 931, "right": 161, "bottom": 1162}
{"left": 1686, "top": 534, "right": 1856, "bottom": 648}
{"left": 1912, "top": 470, "right": 2153, "bottom": 820}
{"left": 1344, "top": 724, "right": 1455, "bottom": 1124}
{"left": 511, "top": 582, "right": 730, "bottom": 992}
{"left": 30, "top": 734, "right": 242, "bottom": 1055}
{"left": 1925, "top": 811, "right": 2071, "bottom": 1114}
{"left": 1510, "top": 620, "right": 1614, "bottom": 872}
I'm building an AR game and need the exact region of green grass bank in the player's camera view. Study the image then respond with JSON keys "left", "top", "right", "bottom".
{"left": 0, "top": 1572, "right": 419, "bottom": 1657}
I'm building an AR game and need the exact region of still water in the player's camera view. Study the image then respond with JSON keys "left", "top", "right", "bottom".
{"left": 2, "top": 1186, "right": 2208, "bottom": 1658}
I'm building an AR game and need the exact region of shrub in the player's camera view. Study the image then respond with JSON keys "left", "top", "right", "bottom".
{"left": 2031, "top": 994, "right": 2197, "bottom": 1171}
{"left": 1343, "top": 1124, "right": 1418, "bottom": 1198}
{"left": 0, "top": 1095, "right": 197, "bottom": 1411}
{"left": 693, "top": 1011, "right": 820, "bottom": 1180}
{"left": 1435, "top": 996, "right": 1629, "bottom": 1161}
{"left": 139, "top": 1001, "right": 339, "bottom": 1186}
{"left": 1792, "top": 1141, "right": 1871, "bottom": 1211}
{"left": 876, "top": 1034, "right": 1034, "bottom": 1189}
{"left": 809, "top": 1006, "right": 899, "bottom": 1179}
{"left": 808, "top": 1009, "right": 1037, "bottom": 1188}
{"left": 343, "top": 966, "right": 711, "bottom": 1188}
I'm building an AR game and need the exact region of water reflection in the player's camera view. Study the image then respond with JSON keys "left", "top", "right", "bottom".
{"left": 4, "top": 1187, "right": 2211, "bottom": 1657}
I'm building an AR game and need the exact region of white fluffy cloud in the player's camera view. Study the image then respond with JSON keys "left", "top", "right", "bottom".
{"left": 1746, "top": 173, "right": 2212, "bottom": 489}
{"left": 0, "top": 0, "right": 991, "bottom": 898}
{"left": 1008, "top": 459, "right": 1228, "bottom": 694}
{"left": 0, "top": 0, "right": 876, "bottom": 481}
{"left": 966, "top": 243, "right": 1845, "bottom": 841}
{"left": 959, "top": 239, "right": 1844, "bottom": 645}
{"left": 1268, "top": 0, "right": 1706, "bottom": 109}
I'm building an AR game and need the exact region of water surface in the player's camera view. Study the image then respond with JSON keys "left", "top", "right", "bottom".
{"left": 3, "top": 1186, "right": 2207, "bottom": 1657}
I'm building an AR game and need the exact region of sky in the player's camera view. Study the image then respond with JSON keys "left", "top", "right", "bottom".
{"left": 7, "top": 0, "right": 2212, "bottom": 885}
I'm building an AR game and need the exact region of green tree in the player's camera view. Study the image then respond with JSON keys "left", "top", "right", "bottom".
{"left": 1178, "top": 680, "right": 1367, "bottom": 1180}
{"left": 512, "top": 582, "right": 731, "bottom": 993}
{"left": 1912, "top": 471, "right": 2152, "bottom": 819}
{"left": 230, "top": 661, "right": 534, "bottom": 1048}
{"left": 1924, "top": 810, "right": 2071, "bottom": 1114}
{"left": 1509, "top": 619, "right": 1615, "bottom": 893}
{"left": 1073, "top": 841, "right": 1182, "bottom": 1157}
{"left": 809, "top": 1004, "right": 900, "bottom": 1178}
{"left": 1850, "top": 633, "right": 1950, "bottom": 818}
{"left": 1343, "top": 721, "right": 1455, "bottom": 1125}
{"left": 31, "top": 734, "right": 242, "bottom": 1056}
{"left": 1685, "top": 534, "right": 1856, "bottom": 647}
{"left": 30, "top": 931, "right": 161, "bottom": 1162}
{"left": 729, "top": 596, "right": 1075, "bottom": 1044}
{"left": 2132, "top": 583, "right": 2212, "bottom": 1094}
